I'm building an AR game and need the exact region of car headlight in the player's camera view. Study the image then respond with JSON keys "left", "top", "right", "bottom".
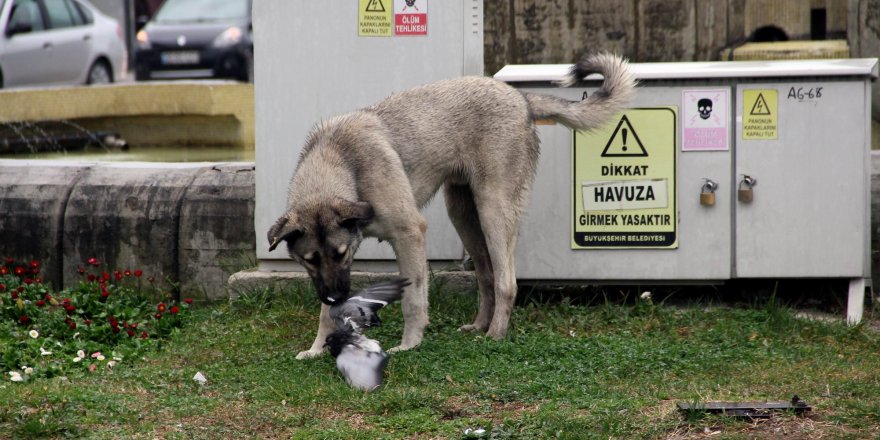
{"left": 212, "top": 26, "right": 243, "bottom": 48}
{"left": 136, "top": 29, "right": 150, "bottom": 49}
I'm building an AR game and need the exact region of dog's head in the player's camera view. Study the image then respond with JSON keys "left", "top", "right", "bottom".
{"left": 267, "top": 198, "right": 374, "bottom": 305}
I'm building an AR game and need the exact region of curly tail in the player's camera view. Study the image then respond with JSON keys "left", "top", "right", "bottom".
{"left": 523, "top": 53, "right": 636, "bottom": 130}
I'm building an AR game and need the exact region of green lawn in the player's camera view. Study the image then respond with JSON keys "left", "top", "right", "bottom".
{"left": 2, "top": 280, "right": 879, "bottom": 439}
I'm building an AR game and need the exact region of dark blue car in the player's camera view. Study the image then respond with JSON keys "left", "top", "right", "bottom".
{"left": 133, "top": 0, "right": 252, "bottom": 82}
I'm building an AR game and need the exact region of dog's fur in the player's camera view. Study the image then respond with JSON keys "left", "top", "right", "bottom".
{"left": 268, "top": 53, "right": 636, "bottom": 359}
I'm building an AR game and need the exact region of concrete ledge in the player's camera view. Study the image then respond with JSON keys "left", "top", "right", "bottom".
{"left": 0, "top": 160, "right": 255, "bottom": 301}
{"left": 0, "top": 82, "right": 254, "bottom": 148}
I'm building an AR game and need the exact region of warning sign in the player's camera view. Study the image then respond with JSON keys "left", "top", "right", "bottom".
{"left": 742, "top": 89, "right": 778, "bottom": 140}
{"left": 394, "top": 0, "right": 427, "bottom": 36}
{"left": 359, "top": 0, "right": 393, "bottom": 37}
{"left": 682, "top": 89, "right": 729, "bottom": 151}
{"left": 601, "top": 115, "right": 648, "bottom": 157}
{"left": 572, "top": 108, "right": 678, "bottom": 249}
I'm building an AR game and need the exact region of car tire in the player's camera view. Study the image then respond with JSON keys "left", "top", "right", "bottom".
{"left": 87, "top": 60, "right": 113, "bottom": 85}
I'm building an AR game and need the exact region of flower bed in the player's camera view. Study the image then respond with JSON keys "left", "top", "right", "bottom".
{"left": 1, "top": 257, "right": 192, "bottom": 382}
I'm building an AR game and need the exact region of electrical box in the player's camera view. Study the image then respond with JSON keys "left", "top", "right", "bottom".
{"left": 254, "top": 0, "right": 483, "bottom": 270}
{"left": 494, "top": 59, "right": 877, "bottom": 323}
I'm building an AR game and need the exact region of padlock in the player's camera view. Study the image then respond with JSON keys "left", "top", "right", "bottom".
{"left": 700, "top": 192, "right": 716, "bottom": 206}
{"left": 738, "top": 175, "right": 757, "bottom": 203}
{"left": 700, "top": 179, "right": 718, "bottom": 207}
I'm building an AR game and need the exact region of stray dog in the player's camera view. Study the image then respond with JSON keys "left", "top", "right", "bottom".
{"left": 268, "top": 53, "right": 636, "bottom": 359}
{"left": 324, "top": 279, "right": 408, "bottom": 391}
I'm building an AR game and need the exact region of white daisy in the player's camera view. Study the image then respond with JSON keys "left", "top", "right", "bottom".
{"left": 29, "top": 330, "right": 39, "bottom": 339}
{"left": 9, "top": 371, "right": 23, "bottom": 382}
{"left": 40, "top": 347, "right": 52, "bottom": 356}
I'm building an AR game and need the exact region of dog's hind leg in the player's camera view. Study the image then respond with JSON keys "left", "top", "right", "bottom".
{"left": 444, "top": 183, "right": 495, "bottom": 332}
{"left": 472, "top": 184, "right": 528, "bottom": 341}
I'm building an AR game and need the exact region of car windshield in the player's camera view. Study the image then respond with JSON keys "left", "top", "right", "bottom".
{"left": 154, "top": 0, "right": 248, "bottom": 23}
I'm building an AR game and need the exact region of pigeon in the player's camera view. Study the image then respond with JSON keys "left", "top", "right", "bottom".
{"left": 329, "top": 279, "right": 411, "bottom": 333}
{"left": 324, "top": 278, "right": 410, "bottom": 391}
{"left": 324, "top": 330, "right": 389, "bottom": 391}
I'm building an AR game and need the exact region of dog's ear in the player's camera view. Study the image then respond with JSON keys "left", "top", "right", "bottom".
{"left": 333, "top": 199, "right": 374, "bottom": 230}
{"left": 267, "top": 215, "right": 303, "bottom": 251}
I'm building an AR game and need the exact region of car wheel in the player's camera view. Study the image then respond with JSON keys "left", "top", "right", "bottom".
{"left": 87, "top": 60, "right": 112, "bottom": 85}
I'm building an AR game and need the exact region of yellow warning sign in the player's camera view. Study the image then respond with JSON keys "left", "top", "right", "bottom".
{"left": 359, "top": 0, "right": 393, "bottom": 37}
{"left": 742, "top": 89, "right": 778, "bottom": 140}
{"left": 572, "top": 107, "right": 678, "bottom": 249}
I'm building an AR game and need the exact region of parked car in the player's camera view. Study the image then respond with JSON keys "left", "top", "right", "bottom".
{"left": 0, "top": 0, "right": 127, "bottom": 88}
{"left": 134, "top": 0, "right": 252, "bottom": 82}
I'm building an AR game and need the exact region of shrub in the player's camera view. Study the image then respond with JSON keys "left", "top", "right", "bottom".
{"left": 0, "top": 257, "right": 193, "bottom": 382}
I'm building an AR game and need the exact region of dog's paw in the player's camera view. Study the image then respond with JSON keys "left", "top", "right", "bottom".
{"left": 458, "top": 323, "right": 488, "bottom": 333}
{"left": 295, "top": 349, "right": 326, "bottom": 360}
{"left": 387, "top": 344, "right": 418, "bottom": 353}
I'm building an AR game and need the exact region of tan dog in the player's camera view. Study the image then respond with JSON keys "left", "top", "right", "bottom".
{"left": 268, "top": 53, "right": 636, "bottom": 359}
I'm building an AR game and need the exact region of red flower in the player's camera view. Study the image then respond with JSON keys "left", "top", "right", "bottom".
{"left": 130, "top": 323, "right": 138, "bottom": 329}
{"left": 154, "top": 313, "right": 162, "bottom": 320}
{"left": 30, "top": 260, "right": 39, "bottom": 267}
{"left": 0, "top": 267, "right": 8, "bottom": 275}
{"left": 134, "top": 269, "right": 143, "bottom": 277}
{"left": 170, "top": 306, "right": 180, "bottom": 314}
{"left": 14, "top": 266, "right": 25, "bottom": 275}
{"left": 84, "top": 319, "right": 92, "bottom": 326}
{"left": 44, "top": 294, "right": 52, "bottom": 302}
{"left": 17, "top": 286, "right": 25, "bottom": 293}
{"left": 87, "top": 258, "right": 100, "bottom": 266}
{"left": 69, "top": 321, "right": 77, "bottom": 330}
{"left": 36, "top": 300, "right": 46, "bottom": 307}
{"left": 141, "top": 331, "right": 148, "bottom": 339}
{"left": 102, "top": 272, "right": 110, "bottom": 282}
{"left": 87, "top": 274, "right": 96, "bottom": 282}
{"left": 124, "top": 269, "right": 132, "bottom": 277}
{"left": 64, "top": 304, "right": 76, "bottom": 314}
{"left": 0, "top": 283, "right": 5, "bottom": 291}
{"left": 184, "top": 298, "right": 193, "bottom": 305}
{"left": 101, "top": 290, "right": 110, "bottom": 299}
{"left": 31, "top": 268, "right": 39, "bottom": 275}
{"left": 23, "top": 278, "right": 33, "bottom": 285}
{"left": 18, "top": 315, "right": 30, "bottom": 324}
{"left": 78, "top": 267, "right": 86, "bottom": 274}
{"left": 115, "top": 272, "right": 123, "bottom": 281}
{"left": 127, "top": 329, "right": 135, "bottom": 337}
{"left": 10, "top": 291, "right": 18, "bottom": 300}
{"left": 111, "top": 326, "right": 120, "bottom": 333}
{"left": 157, "top": 303, "right": 166, "bottom": 313}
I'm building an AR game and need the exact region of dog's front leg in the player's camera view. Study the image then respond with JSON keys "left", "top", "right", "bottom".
{"left": 388, "top": 218, "right": 429, "bottom": 352}
{"left": 296, "top": 303, "right": 334, "bottom": 360}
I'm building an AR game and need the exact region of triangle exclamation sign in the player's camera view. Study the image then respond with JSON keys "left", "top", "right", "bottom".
{"left": 601, "top": 115, "right": 648, "bottom": 157}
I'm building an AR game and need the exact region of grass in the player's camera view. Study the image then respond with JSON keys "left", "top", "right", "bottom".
{"left": 1, "top": 280, "right": 879, "bottom": 439}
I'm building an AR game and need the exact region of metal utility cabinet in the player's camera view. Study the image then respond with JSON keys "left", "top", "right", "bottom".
{"left": 494, "top": 59, "right": 878, "bottom": 323}
{"left": 254, "top": 0, "right": 482, "bottom": 270}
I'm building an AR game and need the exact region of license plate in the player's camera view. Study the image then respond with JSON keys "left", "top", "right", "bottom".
{"left": 161, "top": 51, "right": 200, "bottom": 65}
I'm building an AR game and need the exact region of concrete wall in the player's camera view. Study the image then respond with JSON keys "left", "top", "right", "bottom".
{"left": 483, "top": 0, "right": 856, "bottom": 74}
{"left": 0, "top": 161, "right": 254, "bottom": 301}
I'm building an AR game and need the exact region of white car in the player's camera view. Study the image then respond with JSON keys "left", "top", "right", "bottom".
{"left": 0, "top": 0, "right": 127, "bottom": 88}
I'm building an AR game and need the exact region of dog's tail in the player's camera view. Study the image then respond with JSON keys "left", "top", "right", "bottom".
{"left": 523, "top": 53, "right": 636, "bottom": 131}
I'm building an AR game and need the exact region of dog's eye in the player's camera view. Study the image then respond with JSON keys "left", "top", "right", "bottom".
{"left": 303, "top": 254, "right": 320, "bottom": 265}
